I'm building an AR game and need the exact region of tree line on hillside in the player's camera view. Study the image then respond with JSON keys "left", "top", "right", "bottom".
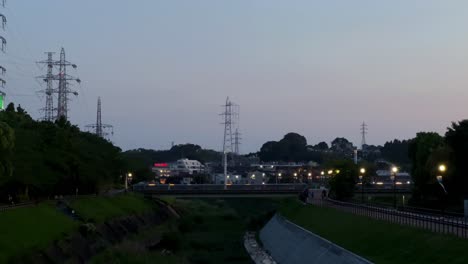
{"left": 409, "top": 121, "right": 468, "bottom": 206}
{"left": 0, "top": 103, "right": 124, "bottom": 202}
{"left": 257, "top": 132, "right": 411, "bottom": 166}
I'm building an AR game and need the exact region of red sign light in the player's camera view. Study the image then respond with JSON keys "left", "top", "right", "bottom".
{"left": 154, "top": 163, "right": 168, "bottom": 167}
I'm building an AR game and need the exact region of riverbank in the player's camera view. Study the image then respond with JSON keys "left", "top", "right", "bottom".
{"left": 91, "top": 197, "right": 284, "bottom": 263}
{"left": 0, "top": 193, "right": 157, "bottom": 263}
{"left": 280, "top": 200, "right": 468, "bottom": 264}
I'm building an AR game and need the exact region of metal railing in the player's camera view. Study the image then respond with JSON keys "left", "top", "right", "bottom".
{"left": 310, "top": 198, "right": 468, "bottom": 238}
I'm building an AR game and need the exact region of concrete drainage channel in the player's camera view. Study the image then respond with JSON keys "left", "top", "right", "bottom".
{"left": 257, "top": 214, "right": 373, "bottom": 264}
{"left": 244, "top": 232, "right": 277, "bottom": 264}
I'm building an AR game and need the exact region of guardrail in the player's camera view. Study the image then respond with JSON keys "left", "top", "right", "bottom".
{"left": 311, "top": 198, "right": 468, "bottom": 238}
{"left": 134, "top": 183, "right": 307, "bottom": 195}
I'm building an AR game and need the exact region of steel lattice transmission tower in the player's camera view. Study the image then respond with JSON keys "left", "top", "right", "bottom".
{"left": 86, "top": 97, "right": 113, "bottom": 139}
{"left": 0, "top": 1, "right": 7, "bottom": 109}
{"left": 234, "top": 128, "right": 241, "bottom": 155}
{"left": 37, "top": 52, "right": 56, "bottom": 121}
{"left": 361, "top": 122, "right": 368, "bottom": 150}
{"left": 55, "top": 48, "right": 80, "bottom": 121}
{"left": 221, "top": 97, "right": 238, "bottom": 185}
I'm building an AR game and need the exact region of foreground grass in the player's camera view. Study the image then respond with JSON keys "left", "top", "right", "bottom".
{"left": 71, "top": 193, "right": 154, "bottom": 223}
{"left": 0, "top": 202, "right": 78, "bottom": 263}
{"left": 280, "top": 201, "right": 468, "bottom": 264}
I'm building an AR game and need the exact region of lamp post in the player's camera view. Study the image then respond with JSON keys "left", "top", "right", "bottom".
{"left": 277, "top": 173, "right": 281, "bottom": 184}
{"left": 437, "top": 164, "right": 447, "bottom": 213}
{"left": 359, "top": 168, "right": 366, "bottom": 203}
{"left": 390, "top": 166, "right": 398, "bottom": 209}
{"left": 320, "top": 171, "right": 325, "bottom": 186}
{"left": 125, "top": 172, "right": 133, "bottom": 191}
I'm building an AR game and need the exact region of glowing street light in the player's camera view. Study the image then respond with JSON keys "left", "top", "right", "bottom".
{"left": 437, "top": 164, "right": 447, "bottom": 194}
{"left": 125, "top": 172, "right": 133, "bottom": 191}
{"left": 438, "top": 164, "right": 446, "bottom": 173}
{"left": 359, "top": 167, "right": 365, "bottom": 203}
{"left": 390, "top": 166, "right": 398, "bottom": 208}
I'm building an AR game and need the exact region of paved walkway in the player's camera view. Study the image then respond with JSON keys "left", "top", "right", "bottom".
{"left": 260, "top": 214, "right": 373, "bottom": 264}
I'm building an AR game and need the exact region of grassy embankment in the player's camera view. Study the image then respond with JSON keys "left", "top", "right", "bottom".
{"left": 280, "top": 200, "right": 468, "bottom": 264}
{"left": 0, "top": 194, "right": 153, "bottom": 262}
{"left": 92, "top": 197, "right": 282, "bottom": 264}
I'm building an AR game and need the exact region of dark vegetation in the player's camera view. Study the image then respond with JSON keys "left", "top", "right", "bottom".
{"left": 92, "top": 198, "right": 282, "bottom": 264}
{"left": 409, "top": 121, "right": 468, "bottom": 208}
{"left": 0, "top": 103, "right": 123, "bottom": 202}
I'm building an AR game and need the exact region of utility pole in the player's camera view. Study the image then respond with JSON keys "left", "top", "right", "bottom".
{"left": 86, "top": 97, "right": 114, "bottom": 139}
{"left": 0, "top": 1, "right": 6, "bottom": 109}
{"left": 37, "top": 52, "right": 56, "bottom": 121}
{"left": 360, "top": 122, "right": 368, "bottom": 150}
{"left": 55, "top": 48, "right": 80, "bottom": 121}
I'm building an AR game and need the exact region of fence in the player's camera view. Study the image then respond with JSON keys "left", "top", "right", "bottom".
{"left": 0, "top": 189, "right": 125, "bottom": 213}
{"left": 310, "top": 198, "right": 468, "bottom": 238}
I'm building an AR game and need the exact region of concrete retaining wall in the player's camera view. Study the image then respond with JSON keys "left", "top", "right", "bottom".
{"left": 259, "top": 214, "right": 373, "bottom": 264}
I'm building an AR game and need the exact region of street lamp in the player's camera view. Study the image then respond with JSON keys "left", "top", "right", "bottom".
{"left": 125, "top": 172, "right": 133, "bottom": 191}
{"left": 437, "top": 164, "right": 448, "bottom": 212}
{"left": 359, "top": 168, "right": 366, "bottom": 203}
{"left": 390, "top": 166, "right": 398, "bottom": 209}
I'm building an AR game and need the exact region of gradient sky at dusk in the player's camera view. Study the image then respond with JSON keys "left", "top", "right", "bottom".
{"left": 3, "top": 0, "right": 468, "bottom": 152}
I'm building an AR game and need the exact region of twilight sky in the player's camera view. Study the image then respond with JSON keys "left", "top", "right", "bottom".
{"left": 3, "top": 0, "right": 468, "bottom": 153}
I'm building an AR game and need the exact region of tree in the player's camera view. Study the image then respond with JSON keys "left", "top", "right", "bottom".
{"left": 0, "top": 122, "right": 14, "bottom": 182}
{"left": 326, "top": 159, "right": 357, "bottom": 200}
{"left": 259, "top": 133, "right": 308, "bottom": 162}
{"left": 331, "top": 137, "right": 354, "bottom": 153}
{"left": 445, "top": 120, "right": 468, "bottom": 200}
{"left": 259, "top": 141, "right": 278, "bottom": 162}
{"left": 408, "top": 132, "right": 444, "bottom": 200}
{"left": 381, "top": 139, "right": 411, "bottom": 165}
{"left": 314, "top": 142, "right": 329, "bottom": 151}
